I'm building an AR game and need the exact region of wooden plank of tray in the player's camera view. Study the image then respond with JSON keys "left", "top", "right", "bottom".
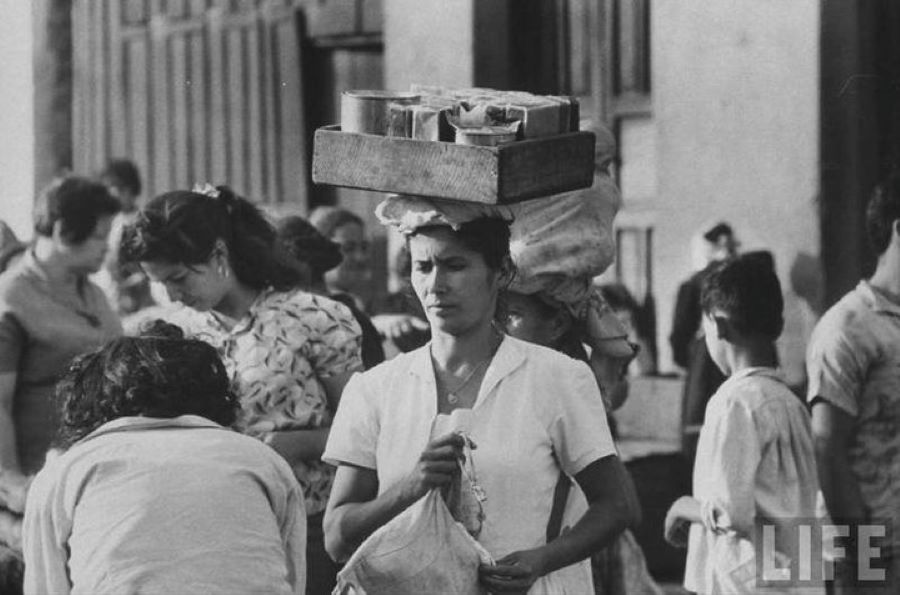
{"left": 312, "top": 125, "right": 595, "bottom": 204}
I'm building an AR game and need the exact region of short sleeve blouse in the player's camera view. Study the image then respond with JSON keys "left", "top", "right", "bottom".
{"left": 0, "top": 251, "right": 122, "bottom": 473}
{"left": 324, "top": 335, "right": 616, "bottom": 593}
{"left": 170, "top": 287, "right": 362, "bottom": 515}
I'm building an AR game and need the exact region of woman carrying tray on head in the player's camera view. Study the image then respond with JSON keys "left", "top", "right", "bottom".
{"left": 322, "top": 195, "right": 639, "bottom": 594}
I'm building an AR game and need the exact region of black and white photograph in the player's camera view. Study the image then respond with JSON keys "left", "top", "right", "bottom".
{"left": 0, "top": 1, "right": 897, "bottom": 593}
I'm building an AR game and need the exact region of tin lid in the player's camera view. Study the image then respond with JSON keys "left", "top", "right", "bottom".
{"left": 342, "top": 90, "right": 421, "bottom": 101}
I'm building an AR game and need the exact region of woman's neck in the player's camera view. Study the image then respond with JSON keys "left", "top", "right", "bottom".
{"left": 214, "top": 282, "right": 261, "bottom": 321}
{"left": 32, "top": 238, "right": 79, "bottom": 286}
{"left": 430, "top": 322, "right": 500, "bottom": 371}
{"left": 310, "top": 277, "right": 329, "bottom": 295}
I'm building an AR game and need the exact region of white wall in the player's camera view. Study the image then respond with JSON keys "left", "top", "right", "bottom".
{"left": 384, "top": 0, "right": 476, "bottom": 91}
{"left": 638, "top": 0, "right": 821, "bottom": 385}
{"left": 0, "top": 0, "right": 35, "bottom": 240}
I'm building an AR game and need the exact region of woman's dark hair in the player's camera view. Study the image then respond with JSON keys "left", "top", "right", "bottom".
{"left": 410, "top": 217, "right": 513, "bottom": 272}
{"left": 33, "top": 176, "right": 121, "bottom": 243}
{"left": 598, "top": 282, "right": 640, "bottom": 316}
{"left": 310, "top": 206, "right": 365, "bottom": 239}
{"left": 700, "top": 254, "right": 784, "bottom": 341}
{"left": 531, "top": 294, "right": 588, "bottom": 362}
{"left": 120, "top": 186, "right": 303, "bottom": 290}
{"left": 702, "top": 221, "right": 734, "bottom": 244}
{"left": 100, "top": 158, "right": 142, "bottom": 196}
{"left": 56, "top": 320, "right": 239, "bottom": 448}
{"left": 866, "top": 173, "right": 900, "bottom": 256}
{"left": 276, "top": 215, "right": 343, "bottom": 281}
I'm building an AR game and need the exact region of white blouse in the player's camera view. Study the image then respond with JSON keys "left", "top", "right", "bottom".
{"left": 324, "top": 335, "right": 617, "bottom": 594}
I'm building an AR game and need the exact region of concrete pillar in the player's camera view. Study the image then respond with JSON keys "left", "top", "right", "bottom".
{"left": 32, "top": 0, "right": 73, "bottom": 193}
{"left": 820, "top": 0, "right": 881, "bottom": 304}
{"left": 383, "top": 0, "right": 512, "bottom": 91}
{"left": 0, "top": 0, "right": 36, "bottom": 239}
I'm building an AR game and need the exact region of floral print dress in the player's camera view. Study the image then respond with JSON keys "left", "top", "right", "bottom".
{"left": 170, "top": 287, "right": 362, "bottom": 515}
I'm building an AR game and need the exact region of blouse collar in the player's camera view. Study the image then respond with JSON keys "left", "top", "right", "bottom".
{"left": 80, "top": 415, "right": 225, "bottom": 443}
{"left": 207, "top": 286, "right": 275, "bottom": 333}
{"left": 19, "top": 247, "right": 86, "bottom": 294}
{"left": 409, "top": 333, "right": 528, "bottom": 403}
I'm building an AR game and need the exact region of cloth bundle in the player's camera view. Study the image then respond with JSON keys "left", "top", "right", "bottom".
{"left": 375, "top": 123, "right": 629, "bottom": 358}
{"left": 334, "top": 488, "right": 493, "bottom": 595}
{"left": 335, "top": 431, "right": 491, "bottom": 595}
{"left": 507, "top": 177, "right": 619, "bottom": 311}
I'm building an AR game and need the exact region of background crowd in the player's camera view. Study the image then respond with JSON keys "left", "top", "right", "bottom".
{"left": 0, "top": 157, "right": 896, "bottom": 595}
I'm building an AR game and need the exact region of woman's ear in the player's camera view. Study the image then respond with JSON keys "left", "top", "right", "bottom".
{"left": 712, "top": 314, "right": 731, "bottom": 341}
{"left": 548, "top": 308, "right": 573, "bottom": 344}
{"left": 211, "top": 239, "right": 232, "bottom": 278}
{"left": 212, "top": 239, "right": 229, "bottom": 263}
{"left": 50, "top": 220, "right": 67, "bottom": 245}
{"left": 497, "top": 256, "right": 515, "bottom": 290}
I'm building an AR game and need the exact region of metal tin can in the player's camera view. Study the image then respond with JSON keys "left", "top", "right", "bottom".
{"left": 341, "top": 90, "right": 421, "bottom": 135}
{"left": 454, "top": 126, "right": 518, "bottom": 146}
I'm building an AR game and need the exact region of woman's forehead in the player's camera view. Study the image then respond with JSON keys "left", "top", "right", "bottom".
{"left": 142, "top": 260, "right": 193, "bottom": 278}
{"left": 408, "top": 229, "right": 473, "bottom": 258}
{"left": 332, "top": 221, "right": 364, "bottom": 240}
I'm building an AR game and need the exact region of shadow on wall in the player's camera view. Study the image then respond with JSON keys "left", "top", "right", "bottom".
{"left": 789, "top": 251, "right": 825, "bottom": 317}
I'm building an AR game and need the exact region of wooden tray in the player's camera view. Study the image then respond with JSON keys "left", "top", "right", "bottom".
{"left": 311, "top": 125, "right": 595, "bottom": 204}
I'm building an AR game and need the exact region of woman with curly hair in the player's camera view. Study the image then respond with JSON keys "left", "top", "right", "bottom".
{"left": 120, "top": 186, "right": 362, "bottom": 594}
{"left": 22, "top": 322, "right": 306, "bottom": 594}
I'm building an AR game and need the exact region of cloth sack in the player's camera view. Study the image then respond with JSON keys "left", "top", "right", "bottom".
{"left": 334, "top": 488, "right": 493, "bottom": 595}
{"left": 507, "top": 175, "right": 620, "bottom": 308}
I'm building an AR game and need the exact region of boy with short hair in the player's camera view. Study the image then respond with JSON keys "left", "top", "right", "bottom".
{"left": 664, "top": 254, "right": 822, "bottom": 594}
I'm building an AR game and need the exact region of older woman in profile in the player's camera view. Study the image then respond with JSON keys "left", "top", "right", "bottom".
{"left": 309, "top": 207, "right": 373, "bottom": 311}
{"left": 276, "top": 215, "right": 385, "bottom": 369}
{"left": 121, "top": 187, "right": 362, "bottom": 595}
{"left": 323, "top": 197, "right": 639, "bottom": 594}
{"left": 22, "top": 322, "right": 306, "bottom": 594}
{"left": 0, "top": 177, "right": 122, "bottom": 560}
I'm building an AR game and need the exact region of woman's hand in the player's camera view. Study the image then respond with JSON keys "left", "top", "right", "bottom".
{"left": 0, "top": 470, "right": 31, "bottom": 514}
{"left": 664, "top": 495, "right": 700, "bottom": 547}
{"left": 371, "top": 313, "right": 429, "bottom": 341}
{"left": 479, "top": 549, "right": 548, "bottom": 593}
{"left": 325, "top": 434, "right": 466, "bottom": 562}
{"left": 400, "top": 432, "right": 465, "bottom": 502}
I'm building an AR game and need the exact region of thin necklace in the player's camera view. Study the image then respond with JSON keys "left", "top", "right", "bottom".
{"left": 445, "top": 358, "right": 490, "bottom": 405}
{"left": 438, "top": 330, "right": 503, "bottom": 405}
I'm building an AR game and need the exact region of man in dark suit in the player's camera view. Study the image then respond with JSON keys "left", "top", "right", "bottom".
{"left": 670, "top": 222, "right": 738, "bottom": 466}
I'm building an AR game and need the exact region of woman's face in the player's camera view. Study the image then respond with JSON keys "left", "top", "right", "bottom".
{"left": 409, "top": 227, "right": 503, "bottom": 337}
{"left": 142, "top": 258, "right": 230, "bottom": 312}
{"left": 324, "top": 222, "right": 371, "bottom": 293}
{"left": 59, "top": 215, "right": 114, "bottom": 275}
{"left": 503, "top": 292, "right": 562, "bottom": 348}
